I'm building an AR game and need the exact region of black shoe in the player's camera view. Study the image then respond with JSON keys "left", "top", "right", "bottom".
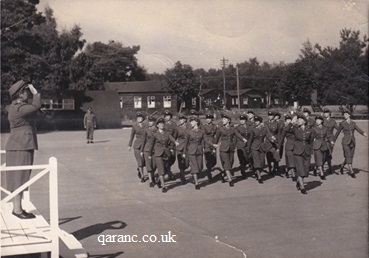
{"left": 300, "top": 189, "right": 307, "bottom": 194}
{"left": 12, "top": 210, "right": 36, "bottom": 219}
{"left": 180, "top": 176, "right": 186, "bottom": 185}
{"left": 141, "top": 177, "right": 147, "bottom": 183}
{"left": 350, "top": 173, "right": 356, "bottom": 178}
{"left": 285, "top": 171, "right": 289, "bottom": 178}
{"left": 162, "top": 187, "right": 168, "bottom": 193}
{"left": 257, "top": 178, "right": 263, "bottom": 184}
{"left": 149, "top": 182, "right": 155, "bottom": 188}
{"left": 157, "top": 181, "right": 162, "bottom": 189}
{"left": 195, "top": 184, "right": 200, "bottom": 190}
{"left": 220, "top": 174, "right": 226, "bottom": 183}
{"left": 339, "top": 164, "right": 344, "bottom": 174}
{"left": 87, "top": 141, "right": 90, "bottom": 144}
{"left": 292, "top": 176, "right": 297, "bottom": 182}
{"left": 90, "top": 141, "right": 94, "bottom": 144}
{"left": 296, "top": 182, "right": 301, "bottom": 191}
{"left": 320, "top": 174, "right": 326, "bottom": 180}
{"left": 229, "top": 181, "right": 234, "bottom": 187}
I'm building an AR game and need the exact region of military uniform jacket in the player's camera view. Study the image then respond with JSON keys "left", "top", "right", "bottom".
{"left": 312, "top": 125, "right": 333, "bottom": 151}
{"left": 285, "top": 124, "right": 313, "bottom": 156}
{"left": 276, "top": 120, "right": 285, "bottom": 144}
{"left": 234, "top": 124, "right": 253, "bottom": 151}
{"left": 203, "top": 123, "right": 217, "bottom": 151}
{"left": 214, "top": 125, "right": 236, "bottom": 152}
{"left": 250, "top": 124, "right": 273, "bottom": 151}
{"left": 323, "top": 118, "right": 338, "bottom": 135}
{"left": 141, "top": 126, "right": 157, "bottom": 152}
{"left": 306, "top": 117, "right": 315, "bottom": 129}
{"left": 164, "top": 121, "right": 177, "bottom": 136}
{"left": 84, "top": 113, "right": 96, "bottom": 127}
{"left": 149, "top": 130, "right": 176, "bottom": 157}
{"left": 128, "top": 122, "right": 146, "bottom": 149}
{"left": 264, "top": 120, "right": 280, "bottom": 151}
{"left": 5, "top": 94, "right": 41, "bottom": 151}
{"left": 334, "top": 120, "right": 365, "bottom": 146}
{"left": 246, "top": 120, "right": 255, "bottom": 128}
{"left": 184, "top": 129, "right": 207, "bottom": 155}
{"left": 174, "top": 125, "right": 188, "bottom": 152}
{"left": 279, "top": 123, "right": 295, "bottom": 151}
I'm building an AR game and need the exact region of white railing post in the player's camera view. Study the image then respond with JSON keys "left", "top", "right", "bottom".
{"left": 49, "top": 157, "right": 59, "bottom": 258}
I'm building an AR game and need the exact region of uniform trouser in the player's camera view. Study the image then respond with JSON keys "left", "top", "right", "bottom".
{"left": 237, "top": 148, "right": 250, "bottom": 167}
{"left": 188, "top": 153, "right": 203, "bottom": 174}
{"left": 342, "top": 143, "right": 355, "bottom": 164}
{"left": 314, "top": 149, "right": 327, "bottom": 167}
{"left": 204, "top": 150, "right": 217, "bottom": 170}
{"left": 177, "top": 152, "right": 189, "bottom": 171}
{"left": 154, "top": 156, "right": 169, "bottom": 176}
{"left": 134, "top": 148, "right": 145, "bottom": 167}
{"left": 294, "top": 153, "right": 311, "bottom": 178}
{"left": 86, "top": 124, "right": 94, "bottom": 140}
{"left": 219, "top": 151, "right": 234, "bottom": 171}
{"left": 251, "top": 149, "right": 265, "bottom": 169}
{"left": 143, "top": 151, "right": 156, "bottom": 172}
{"left": 5, "top": 150, "right": 34, "bottom": 192}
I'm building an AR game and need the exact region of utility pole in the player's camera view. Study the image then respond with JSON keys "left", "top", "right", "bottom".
{"left": 236, "top": 66, "right": 240, "bottom": 111}
{"left": 221, "top": 57, "right": 228, "bottom": 109}
{"left": 199, "top": 75, "right": 202, "bottom": 112}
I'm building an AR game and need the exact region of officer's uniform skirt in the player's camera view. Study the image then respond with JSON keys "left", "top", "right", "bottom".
{"left": 285, "top": 149, "right": 295, "bottom": 168}
{"left": 219, "top": 151, "right": 234, "bottom": 171}
{"left": 188, "top": 153, "right": 203, "bottom": 174}
{"left": 342, "top": 142, "right": 355, "bottom": 164}
{"left": 143, "top": 151, "right": 156, "bottom": 172}
{"left": 5, "top": 150, "right": 34, "bottom": 192}
{"left": 294, "top": 153, "right": 310, "bottom": 178}
{"left": 237, "top": 148, "right": 250, "bottom": 167}
{"left": 177, "top": 151, "right": 189, "bottom": 171}
{"left": 251, "top": 149, "right": 265, "bottom": 169}
{"left": 154, "top": 155, "right": 169, "bottom": 176}
{"left": 134, "top": 148, "right": 145, "bottom": 167}
{"left": 314, "top": 149, "right": 327, "bottom": 167}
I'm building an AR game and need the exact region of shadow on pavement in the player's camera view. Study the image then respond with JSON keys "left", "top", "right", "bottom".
{"left": 305, "top": 181, "right": 323, "bottom": 191}
{"left": 72, "top": 221, "right": 127, "bottom": 241}
{"left": 59, "top": 216, "right": 82, "bottom": 226}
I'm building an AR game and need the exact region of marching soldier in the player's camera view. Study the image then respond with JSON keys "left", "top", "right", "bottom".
{"left": 128, "top": 112, "right": 146, "bottom": 182}
{"left": 303, "top": 108, "right": 315, "bottom": 129}
{"left": 163, "top": 110, "right": 177, "bottom": 180}
{"left": 246, "top": 110, "right": 255, "bottom": 127}
{"left": 333, "top": 109, "right": 367, "bottom": 178}
{"left": 174, "top": 114, "right": 189, "bottom": 184}
{"left": 234, "top": 115, "right": 253, "bottom": 179}
{"left": 141, "top": 116, "right": 157, "bottom": 187}
{"left": 274, "top": 112, "right": 285, "bottom": 159}
{"left": 149, "top": 118, "right": 178, "bottom": 193}
{"left": 203, "top": 113, "right": 218, "bottom": 180}
{"left": 279, "top": 115, "right": 296, "bottom": 180}
{"left": 264, "top": 111, "right": 281, "bottom": 175}
{"left": 214, "top": 114, "right": 236, "bottom": 187}
{"left": 312, "top": 115, "right": 334, "bottom": 180}
{"left": 322, "top": 108, "right": 338, "bottom": 174}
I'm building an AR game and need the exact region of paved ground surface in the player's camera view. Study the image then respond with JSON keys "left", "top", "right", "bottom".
{"left": 1, "top": 121, "right": 368, "bottom": 258}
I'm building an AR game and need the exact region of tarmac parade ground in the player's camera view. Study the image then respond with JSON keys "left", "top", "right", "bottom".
{"left": 1, "top": 121, "right": 368, "bottom": 258}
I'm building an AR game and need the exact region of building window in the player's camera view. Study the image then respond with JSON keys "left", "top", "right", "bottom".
{"left": 120, "top": 97, "right": 123, "bottom": 108}
{"left": 232, "top": 98, "right": 238, "bottom": 105}
{"left": 163, "top": 96, "right": 171, "bottom": 108}
{"left": 274, "top": 98, "right": 279, "bottom": 105}
{"left": 41, "top": 99, "right": 74, "bottom": 110}
{"left": 261, "top": 98, "right": 264, "bottom": 103}
{"left": 192, "top": 98, "right": 196, "bottom": 106}
{"left": 206, "top": 99, "right": 212, "bottom": 106}
{"left": 147, "top": 96, "right": 155, "bottom": 108}
{"left": 134, "top": 96, "right": 142, "bottom": 108}
{"left": 243, "top": 98, "right": 248, "bottom": 105}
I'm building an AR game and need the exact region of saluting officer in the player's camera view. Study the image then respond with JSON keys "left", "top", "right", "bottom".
{"left": 184, "top": 117, "right": 207, "bottom": 189}
{"left": 214, "top": 114, "right": 236, "bottom": 187}
{"left": 149, "top": 118, "right": 178, "bottom": 193}
{"left": 163, "top": 110, "right": 177, "bottom": 180}
{"left": 234, "top": 115, "right": 253, "bottom": 179}
{"left": 141, "top": 116, "right": 157, "bottom": 187}
{"left": 312, "top": 115, "right": 334, "bottom": 180}
{"left": 333, "top": 109, "right": 367, "bottom": 178}
{"left": 128, "top": 112, "right": 146, "bottom": 182}
{"left": 203, "top": 113, "right": 218, "bottom": 181}
{"left": 264, "top": 111, "right": 281, "bottom": 175}
{"left": 303, "top": 108, "right": 315, "bottom": 129}
{"left": 279, "top": 115, "right": 296, "bottom": 180}
{"left": 174, "top": 114, "right": 189, "bottom": 184}
{"left": 322, "top": 108, "right": 338, "bottom": 174}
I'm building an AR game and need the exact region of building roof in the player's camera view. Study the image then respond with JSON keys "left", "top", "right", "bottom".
{"left": 201, "top": 88, "right": 265, "bottom": 97}
{"left": 104, "top": 81, "right": 169, "bottom": 93}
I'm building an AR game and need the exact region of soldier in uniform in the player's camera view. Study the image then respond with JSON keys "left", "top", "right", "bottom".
{"left": 149, "top": 118, "right": 178, "bottom": 193}
{"left": 163, "top": 110, "right": 177, "bottom": 180}
{"left": 174, "top": 114, "right": 189, "bottom": 184}
{"left": 5, "top": 81, "right": 40, "bottom": 219}
{"left": 234, "top": 115, "right": 253, "bottom": 179}
{"left": 141, "top": 116, "right": 157, "bottom": 187}
{"left": 303, "top": 108, "right": 315, "bottom": 129}
{"left": 184, "top": 117, "right": 208, "bottom": 189}
{"left": 279, "top": 115, "right": 296, "bottom": 180}
{"left": 246, "top": 110, "right": 255, "bottom": 127}
{"left": 264, "top": 111, "right": 281, "bottom": 175}
{"left": 274, "top": 112, "right": 285, "bottom": 159}
{"left": 214, "top": 114, "right": 236, "bottom": 187}
{"left": 333, "top": 109, "right": 367, "bottom": 178}
{"left": 312, "top": 115, "right": 334, "bottom": 180}
{"left": 203, "top": 113, "right": 217, "bottom": 181}
{"left": 286, "top": 114, "right": 314, "bottom": 194}
{"left": 128, "top": 112, "right": 146, "bottom": 182}
{"left": 322, "top": 108, "right": 338, "bottom": 174}
{"left": 84, "top": 107, "right": 97, "bottom": 143}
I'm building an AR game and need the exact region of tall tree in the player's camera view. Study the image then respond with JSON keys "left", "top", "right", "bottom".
{"left": 164, "top": 61, "right": 200, "bottom": 113}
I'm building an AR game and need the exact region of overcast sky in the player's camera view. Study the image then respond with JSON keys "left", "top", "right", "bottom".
{"left": 37, "top": 0, "right": 368, "bottom": 74}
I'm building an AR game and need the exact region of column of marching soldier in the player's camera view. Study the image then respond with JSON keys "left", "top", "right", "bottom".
{"left": 128, "top": 108, "right": 367, "bottom": 194}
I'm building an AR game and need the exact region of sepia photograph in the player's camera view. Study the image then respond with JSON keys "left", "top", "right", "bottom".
{"left": 1, "top": 0, "right": 368, "bottom": 257}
